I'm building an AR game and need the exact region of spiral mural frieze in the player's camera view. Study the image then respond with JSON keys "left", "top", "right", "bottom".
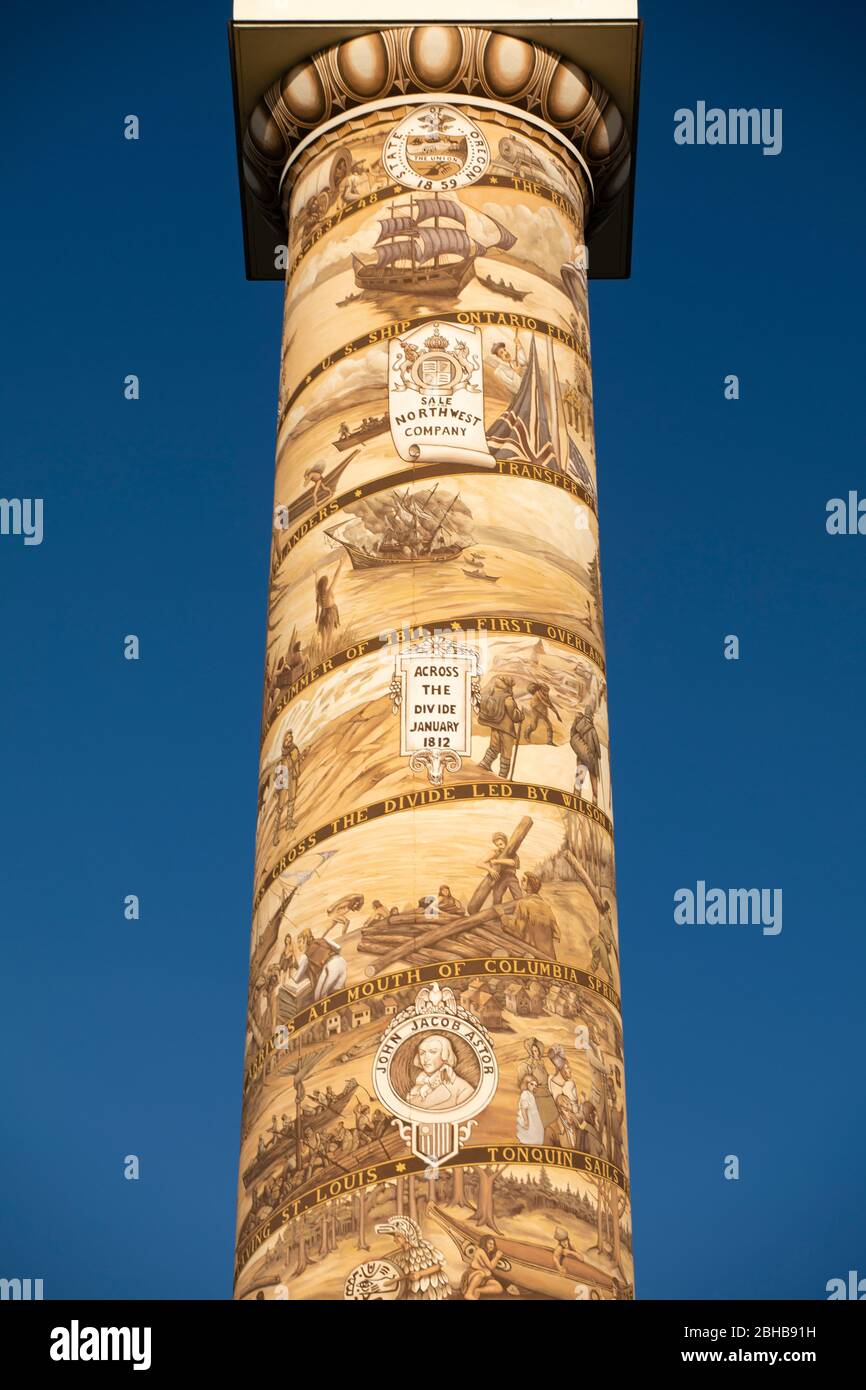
{"left": 235, "top": 27, "right": 634, "bottom": 1304}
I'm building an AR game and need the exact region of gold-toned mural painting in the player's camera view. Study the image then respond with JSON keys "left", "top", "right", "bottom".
{"left": 235, "top": 26, "right": 634, "bottom": 1303}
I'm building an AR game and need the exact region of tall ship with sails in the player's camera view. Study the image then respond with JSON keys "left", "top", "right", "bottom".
{"left": 352, "top": 194, "right": 516, "bottom": 297}
{"left": 325, "top": 485, "right": 470, "bottom": 569}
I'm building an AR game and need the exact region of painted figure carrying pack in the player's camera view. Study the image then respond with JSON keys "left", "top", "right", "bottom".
{"left": 478, "top": 674, "right": 523, "bottom": 779}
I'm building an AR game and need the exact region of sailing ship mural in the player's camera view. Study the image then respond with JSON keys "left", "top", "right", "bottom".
{"left": 352, "top": 195, "right": 516, "bottom": 298}
{"left": 325, "top": 486, "right": 473, "bottom": 569}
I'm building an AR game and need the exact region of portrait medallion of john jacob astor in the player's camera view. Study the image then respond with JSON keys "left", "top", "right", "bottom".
{"left": 372, "top": 982, "right": 498, "bottom": 1167}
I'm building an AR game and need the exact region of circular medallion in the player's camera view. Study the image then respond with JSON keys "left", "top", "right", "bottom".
{"left": 373, "top": 1007, "right": 498, "bottom": 1131}
{"left": 383, "top": 104, "right": 489, "bottom": 191}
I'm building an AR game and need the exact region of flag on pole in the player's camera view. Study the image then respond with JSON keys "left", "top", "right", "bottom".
{"left": 487, "top": 337, "right": 559, "bottom": 469}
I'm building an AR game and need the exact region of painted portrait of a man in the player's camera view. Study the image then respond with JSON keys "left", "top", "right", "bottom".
{"left": 402, "top": 1034, "right": 476, "bottom": 1112}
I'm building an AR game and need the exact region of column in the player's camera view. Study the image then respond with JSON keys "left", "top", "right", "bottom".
{"left": 234, "top": 24, "right": 633, "bottom": 1303}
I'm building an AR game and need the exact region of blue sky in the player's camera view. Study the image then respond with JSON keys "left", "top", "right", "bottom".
{"left": 1, "top": 0, "right": 864, "bottom": 1298}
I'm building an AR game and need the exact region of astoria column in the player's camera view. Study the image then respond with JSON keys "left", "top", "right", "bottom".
{"left": 230, "top": 14, "right": 640, "bottom": 1302}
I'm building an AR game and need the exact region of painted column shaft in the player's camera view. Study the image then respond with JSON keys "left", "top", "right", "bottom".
{"left": 235, "top": 27, "right": 632, "bottom": 1303}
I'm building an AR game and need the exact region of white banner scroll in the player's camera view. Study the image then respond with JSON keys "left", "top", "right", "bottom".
{"left": 389, "top": 321, "right": 495, "bottom": 468}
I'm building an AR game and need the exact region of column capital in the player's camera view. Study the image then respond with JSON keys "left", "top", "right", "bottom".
{"left": 230, "top": 15, "right": 641, "bottom": 279}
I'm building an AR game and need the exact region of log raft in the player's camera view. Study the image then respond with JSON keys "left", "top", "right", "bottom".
{"left": 360, "top": 817, "right": 553, "bottom": 974}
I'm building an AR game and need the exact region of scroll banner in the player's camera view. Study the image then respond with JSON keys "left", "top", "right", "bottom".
{"left": 389, "top": 321, "right": 495, "bottom": 468}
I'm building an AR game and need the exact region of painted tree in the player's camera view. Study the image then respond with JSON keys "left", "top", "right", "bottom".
{"left": 586, "top": 552, "right": 603, "bottom": 638}
{"left": 294, "top": 1216, "right": 310, "bottom": 1278}
{"left": 472, "top": 1164, "right": 504, "bottom": 1231}
{"left": 452, "top": 1165, "right": 467, "bottom": 1209}
{"left": 355, "top": 1189, "right": 369, "bottom": 1251}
